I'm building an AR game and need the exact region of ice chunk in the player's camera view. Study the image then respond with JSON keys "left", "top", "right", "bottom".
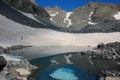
{"left": 49, "top": 67, "right": 78, "bottom": 80}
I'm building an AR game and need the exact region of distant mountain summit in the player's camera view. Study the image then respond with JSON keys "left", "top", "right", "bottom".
{"left": 45, "top": 2, "right": 120, "bottom": 30}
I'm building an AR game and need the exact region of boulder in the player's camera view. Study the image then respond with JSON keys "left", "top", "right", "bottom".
{"left": 0, "top": 56, "right": 7, "bottom": 71}
{"left": 16, "top": 68, "right": 31, "bottom": 78}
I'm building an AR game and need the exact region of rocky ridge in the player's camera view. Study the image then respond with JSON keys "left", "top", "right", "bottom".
{"left": 45, "top": 2, "right": 120, "bottom": 32}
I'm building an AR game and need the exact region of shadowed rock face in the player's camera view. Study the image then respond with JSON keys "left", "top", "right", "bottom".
{"left": 2, "top": 0, "right": 50, "bottom": 20}
{"left": 0, "top": 56, "right": 7, "bottom": 71}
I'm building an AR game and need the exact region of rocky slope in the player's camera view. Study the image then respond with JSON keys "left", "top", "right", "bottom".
{"left": 0, "top": 46, "right": 37, "bottom": 80}
{"left": 45, "top": 2, "right": 120, "bottom": 32}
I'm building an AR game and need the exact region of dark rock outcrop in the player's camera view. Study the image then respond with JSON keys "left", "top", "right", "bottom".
{"left": 80, "top": 20, "right": 120, "bottom": 33}
{"left": 0, "top": 56, "right": 7, "bottom": 71}
{"left": 7, "top": 45, "right": 32, "bottom": 50}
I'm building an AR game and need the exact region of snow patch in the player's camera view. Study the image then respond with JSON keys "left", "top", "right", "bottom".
{"left": 88, "top": 21, "right": 97, "bottom": 25}
{"left": 64, "top": 54, "right": 73, "bottom": 64}
{"left": 50, "top": 12, "right": 59, "bottom": 17}
{"left": 0, "top": 54, "right": 22, "bottom": 61}
{"left": 51, "top": 60, "right": 59, "bottom": 65}
{"left": 11, "top": 7, "right": 45, "bottom": 25}
{"left": 113, "top": 11, "right": 120, "bottom": 20}
{"left": 50, "top": 18, "right": 53, "bottom": 21}
{"left": 49, "top": 12, "right": 59, "bottom": 21}
{"left": 64, "top": 12, "right": 73, "bottom": 27}
{"left": 21, "top": 12, "right": 36, "bottom": 21}
{"left": 89, "top": 11, "right": 94, "bottom": 20}
{"left": 88, "top": 11, "right": 96, "bottom": 25}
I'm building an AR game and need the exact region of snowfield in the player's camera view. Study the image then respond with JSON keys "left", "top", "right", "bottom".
{"left": 114, "top": 11, "right": 120, "bottom": 20}
{"left": 0, "top": 14, "right": 120, "bottom": 48}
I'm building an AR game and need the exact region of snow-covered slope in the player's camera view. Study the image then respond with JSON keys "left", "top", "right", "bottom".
{"left": 0, "top": 14, "right": 120, "bottom": 48}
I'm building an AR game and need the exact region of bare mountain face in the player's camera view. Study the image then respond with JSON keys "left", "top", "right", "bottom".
{"left": 45, "top": 2, "right": 120, "bottom": 31}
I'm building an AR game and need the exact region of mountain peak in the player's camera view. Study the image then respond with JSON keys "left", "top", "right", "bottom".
{"left": 45, "top": 2, "right": 120, "bottom": 29}
{"left": 53, "top": 5, "right": 61, "bottom": 10}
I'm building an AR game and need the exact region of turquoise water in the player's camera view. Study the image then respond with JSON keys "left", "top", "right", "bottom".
{"left": 34, "top": 64, "right": 100, "bottom": 80}
{"left": 30, "top": 53, "right": 117, "bottom": 80}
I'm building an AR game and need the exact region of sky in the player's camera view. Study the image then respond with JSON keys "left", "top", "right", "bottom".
{"left": 35, "top": 0, "right": 120, "bottom": 11}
